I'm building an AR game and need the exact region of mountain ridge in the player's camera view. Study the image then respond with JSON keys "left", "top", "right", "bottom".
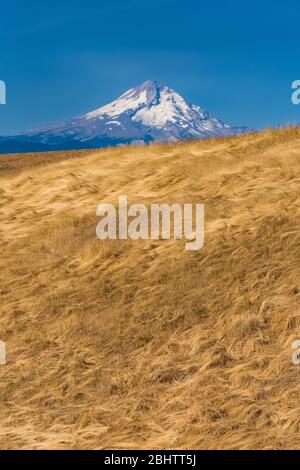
{"left": 0, "top": 80, "right": 250, "bottom": 154}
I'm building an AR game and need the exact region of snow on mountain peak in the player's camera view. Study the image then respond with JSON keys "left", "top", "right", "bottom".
{"left": 85, "top": 80, "right": 162, "bottom": 120}
{"left": 83, "top": 80, "right": 215, "bottom": 133}
{"left": 133, "top": 85, "right": 199, "bottom": 128}
{"left": 0, "top": 81, "right": 250, "bottom": 153}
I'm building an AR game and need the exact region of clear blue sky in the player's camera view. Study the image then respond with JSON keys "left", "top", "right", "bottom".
{"left": 0, "top": 0, "right": 300, "bottom": 134}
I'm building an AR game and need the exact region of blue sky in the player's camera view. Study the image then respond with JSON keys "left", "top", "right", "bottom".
{"left": 0, "top": 0, "right": 300, "bottom": 134}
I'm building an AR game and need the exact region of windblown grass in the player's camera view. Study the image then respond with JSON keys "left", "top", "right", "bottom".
{"left": 0, "top": 128, "right": 300, "bottom": 449}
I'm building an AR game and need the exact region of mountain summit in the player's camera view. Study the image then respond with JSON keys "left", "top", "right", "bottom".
{"left": 0, "top": 81, "right": 249, "bottom": 153}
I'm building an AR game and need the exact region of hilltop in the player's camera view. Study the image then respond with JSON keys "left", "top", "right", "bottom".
{"left": 0, "top": 129, "right": 300, "bottom": 449}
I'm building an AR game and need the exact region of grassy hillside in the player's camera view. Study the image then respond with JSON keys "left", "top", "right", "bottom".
{"left": 0, "top": 128, "right": 300, "bottom": 450}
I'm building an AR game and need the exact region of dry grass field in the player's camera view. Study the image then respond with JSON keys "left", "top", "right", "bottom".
{"left": 0, "top": 128, "right": 300, "bottom": 450}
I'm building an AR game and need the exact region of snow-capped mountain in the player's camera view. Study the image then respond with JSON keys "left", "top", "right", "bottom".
{"left": 0, "top": 80, "right": 249, "bottom": 153}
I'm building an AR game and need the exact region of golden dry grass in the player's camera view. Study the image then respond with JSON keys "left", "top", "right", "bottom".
{"left": 0, "top": 128, "right": 300, "bottom": 450}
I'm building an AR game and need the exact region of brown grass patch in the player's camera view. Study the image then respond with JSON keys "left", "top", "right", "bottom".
{"left": 0, "top": 128, "right": 300, "bottom": 449}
